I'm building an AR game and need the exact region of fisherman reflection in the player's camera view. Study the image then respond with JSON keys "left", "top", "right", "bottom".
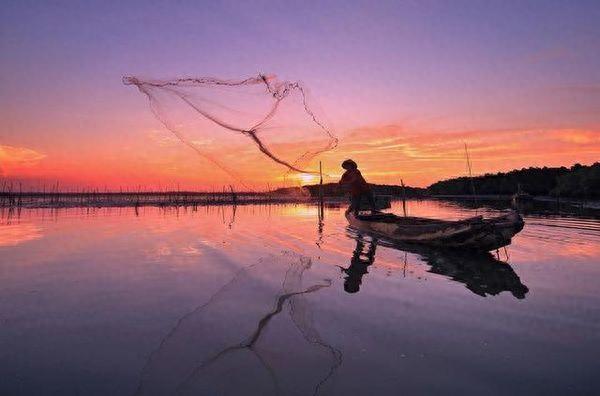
{"left": 339, "top": 235, "right": 377, "bottom": 293}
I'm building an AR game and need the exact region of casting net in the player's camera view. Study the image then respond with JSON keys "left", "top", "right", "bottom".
{"left": 124, "top": 74, "right": 338, "bottom": 186}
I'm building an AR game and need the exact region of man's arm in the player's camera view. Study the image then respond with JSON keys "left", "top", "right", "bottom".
{"left": 339, "top": 173, "right": 348, "bottom": 185}
{"left": 338, "top": 171, "right": 352, "bottom": 194}
{"left": 339, "top": 171, "right": 356, "bottom": 185}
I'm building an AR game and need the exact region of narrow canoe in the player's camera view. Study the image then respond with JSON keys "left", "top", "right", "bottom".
{"left": 345, "top": 210, "right": 524, "bottom": 251}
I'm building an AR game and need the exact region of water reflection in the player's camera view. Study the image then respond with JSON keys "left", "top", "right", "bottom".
{"left": 344, "top": 230, "right": 529, "bottom": 299}
{"left": 134, "top": 252, "right": 340, "bottom": 396}
{"left": 338, "top": 235, "right": 377, "bottom": 293}
{"left": 415, "top": 245, "right": 529, "bottom": 299}
{"left": 0, "top": 222, "right": 43, "bottom": 246}
{"left": 436, "top": 196, "right": 600, "bottom": 219}
{"left": 3, "top": 201, "right": 599, "bottom": 395}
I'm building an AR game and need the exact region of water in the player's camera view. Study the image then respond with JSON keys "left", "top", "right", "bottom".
{"left": 1, "top": 200, "right": 599, "bottom": 395}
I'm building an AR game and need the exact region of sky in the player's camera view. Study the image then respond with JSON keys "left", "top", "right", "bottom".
{"left": 1, "top": 0, "right": 599, "bottom": 190}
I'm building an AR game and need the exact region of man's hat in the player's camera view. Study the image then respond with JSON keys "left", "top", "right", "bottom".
{"left": 341, "top": 159, "right": 357, "bottom": 170}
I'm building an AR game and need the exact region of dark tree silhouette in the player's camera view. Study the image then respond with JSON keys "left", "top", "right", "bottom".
{"left": 427, "top": 162, "right": 600, "bottom": 199}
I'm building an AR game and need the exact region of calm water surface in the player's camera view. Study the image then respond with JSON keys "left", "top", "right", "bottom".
{"left": 1, "top": 200, "right": 599, "bottom": 395}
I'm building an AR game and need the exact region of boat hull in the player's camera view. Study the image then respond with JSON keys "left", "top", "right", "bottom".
{"left": 345, "top": 210, "right": 524, "bottom": 251}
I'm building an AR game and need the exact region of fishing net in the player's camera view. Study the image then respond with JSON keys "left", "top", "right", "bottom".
{"left": 124, "top": 74, "right": 338, "bottom": 186}
{"left": 134, "top": 251, "right": 340, "bottom": 396}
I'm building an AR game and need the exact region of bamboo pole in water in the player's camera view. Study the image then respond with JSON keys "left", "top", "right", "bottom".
{"left": 319, "top": 161, "right": 324, "bottom": 219}
{"left": 229, "top": 185, "right": 237, "bottom": 205}
{"left": 400, "top": 179, "right": 407, "bottom": 217}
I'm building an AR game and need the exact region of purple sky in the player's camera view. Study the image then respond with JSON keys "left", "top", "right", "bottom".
{"left": 1, "top": 0, "right": 599, "bottom": 188}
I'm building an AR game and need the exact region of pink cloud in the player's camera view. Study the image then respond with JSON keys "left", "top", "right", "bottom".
{"left": 0, "top": 145, "right": 46, "bottom": 173}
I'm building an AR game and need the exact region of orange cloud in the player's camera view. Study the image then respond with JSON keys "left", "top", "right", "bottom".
{"left": 319, "top": 126, "right": 600, "bottom": 186}
{"left": 0, "top": 145, "right": 46, "bottom": 176}
{"left": 549, "top": 130, "right": 598, "bottom": 144}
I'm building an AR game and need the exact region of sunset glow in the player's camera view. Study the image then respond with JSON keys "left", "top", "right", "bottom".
{"left": 1, "top": 2, "right": 598, "bottom": 190}
{"left": 2, "top": 3, "right": 600, "bottom": 394}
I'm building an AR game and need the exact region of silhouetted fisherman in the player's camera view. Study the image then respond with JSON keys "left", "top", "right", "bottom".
{"left": 339, "top": 159, "right": 376, "bottom": 215}
{"left": 340, "top": 236, "right": 377, "bottom": 293}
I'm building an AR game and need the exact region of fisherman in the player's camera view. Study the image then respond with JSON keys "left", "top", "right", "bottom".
{"left": 339, "top": 159, "right": 376, "bottom": 215}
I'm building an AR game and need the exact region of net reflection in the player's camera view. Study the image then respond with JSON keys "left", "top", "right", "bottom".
{"left": 134, "top": 251, "right": 340, "bottom": 396}
{"left": 344, "top": 230, "right": 529, "bottom": 299}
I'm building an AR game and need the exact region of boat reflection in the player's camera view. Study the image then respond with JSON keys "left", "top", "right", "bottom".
{"left": 343, "top": 230, "right": 529, "bottom": 299}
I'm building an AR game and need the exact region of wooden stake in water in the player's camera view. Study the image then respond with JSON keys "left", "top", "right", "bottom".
{"left": 400, "top": 179, "right": 407, "bottom": 217}
{"left": 229, "top": 185, "right": 237, "bottom": 205}
{"left": 318, "top": 161, "right": 324, "bottom": 219}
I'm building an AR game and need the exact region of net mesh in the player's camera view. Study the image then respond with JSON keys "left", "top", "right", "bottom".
{"left": 124, "top": 75, "right": 338, "bottom": 186}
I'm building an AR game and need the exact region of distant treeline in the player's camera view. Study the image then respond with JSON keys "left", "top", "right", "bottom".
{"left": 274, "top": 183, "right": 426, "bottom": 197}
{"left": 427, "top": 163, "right": 600, "bottom": 199}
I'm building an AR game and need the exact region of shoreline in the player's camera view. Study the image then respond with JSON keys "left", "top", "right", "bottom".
{"left": 1, "top": 193, "right": 598, "bottom": 210}
{"left": 432, "top": 194, "right": 600, "bottom": 210}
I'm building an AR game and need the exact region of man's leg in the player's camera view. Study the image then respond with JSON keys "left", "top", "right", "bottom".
{"left": 345, "top": 195, "right": 355, "bottom": 214}
{"left": 351, "top": 194, "right": 362, "bottom": 216}
{"left": 366, "top": 191, "right": 377, "bottom": 213}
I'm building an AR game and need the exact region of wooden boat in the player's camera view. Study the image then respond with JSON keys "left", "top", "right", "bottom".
{"left": 345, "top": 210, "right": 524, "bottom": 251}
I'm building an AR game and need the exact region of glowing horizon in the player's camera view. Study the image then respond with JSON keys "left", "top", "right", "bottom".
{"left": 2, "top": 125, "right": 598, "bottom": 191}
{"left": 1, "top": 2, "right": 599, "bottom": 190}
